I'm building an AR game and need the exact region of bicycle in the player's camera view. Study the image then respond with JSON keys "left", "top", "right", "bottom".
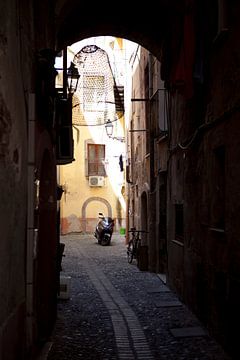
{"left": 127, "top": 228, "right": 148, "bottom": 264}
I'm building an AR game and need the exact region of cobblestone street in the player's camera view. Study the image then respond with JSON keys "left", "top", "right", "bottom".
{"left": 46, "top": 234, "right": 230, "bottom": 360}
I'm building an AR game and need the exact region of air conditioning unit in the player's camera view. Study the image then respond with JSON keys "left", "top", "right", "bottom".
{"left": 89, "top": 176, "right": 105, "bottom": 187}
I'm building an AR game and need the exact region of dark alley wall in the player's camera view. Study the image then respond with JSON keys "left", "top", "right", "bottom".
{"left": 0, "top": 2, "right": 30, "bottom": 358}
{"left": 166, "top": 2, "right": 240, "bottom": 356}
{"left": 0, "top": 1, "right": 57, "bottom": 358}
{"left": 1, "top": 0, "right": 240, "bottom": 359}
{"left": 125, "top": 1, "right": 240, "bottom": 358}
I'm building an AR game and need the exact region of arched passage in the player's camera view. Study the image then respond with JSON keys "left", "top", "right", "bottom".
{"left": 35, "top": 1, "right": 240, "bottom": 357}
{"left": 55, "top": 0, "right": 174, "bottom": 60}
{"left": 82, "top": 196, "right": 113, "bottom": 233}
{"left": 2, "top": 1, "right": 239, "bottom": 358}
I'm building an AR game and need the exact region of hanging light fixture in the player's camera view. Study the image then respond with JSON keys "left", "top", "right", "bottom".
{"left": 105, "top": 119, "right": 125, "bottom": 142}
{"left": 67, "top": 61, "right": 80, "bottom": 95}
{"left": 105, "top": 119, "right": 114, "bottom": 137}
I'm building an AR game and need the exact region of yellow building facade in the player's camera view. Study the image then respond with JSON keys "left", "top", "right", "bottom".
{"left": 58, "top": 37, "right": 129, "bottom": 234}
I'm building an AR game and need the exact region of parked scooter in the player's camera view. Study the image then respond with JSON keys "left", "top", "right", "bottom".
{"left": 94, "top": 212, "right": 114, "bottom": 246}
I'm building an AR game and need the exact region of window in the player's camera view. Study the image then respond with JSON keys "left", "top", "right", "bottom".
{"left": 150, "top": 89, "right": 168, "bottom": 136}
{"left": 114, "top": 85, "right": 124, "bottom": 113}
{"left": 55, "top": 97, "right": 74, "bottom": 164}
{"left": 175, "top": 204, "right": 184, "bottom": 242}
{"left": 87, "top": 144, "right": 106, "bottom": 176}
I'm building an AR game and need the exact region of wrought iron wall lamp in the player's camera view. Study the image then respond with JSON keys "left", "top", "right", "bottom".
{"left": 67, "top": 62, "right": 80, "bottom": 95}
{"left": 105, "top": 119, "right": 125, "bottom": 142}
{"left": 56, "top": 48, "right": 80, "bottom": 99}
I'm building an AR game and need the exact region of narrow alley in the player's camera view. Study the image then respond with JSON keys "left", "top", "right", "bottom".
{"left": 43, "top": 234, "right": 230, "bottom": 360}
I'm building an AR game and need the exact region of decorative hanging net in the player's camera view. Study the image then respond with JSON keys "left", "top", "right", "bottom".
{"left": 72, "top": 44, "right": 124, "bottom": 126}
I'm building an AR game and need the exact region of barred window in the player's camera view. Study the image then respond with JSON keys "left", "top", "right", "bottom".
{"left": 87, "top": 144, "right": 106, "bottom": 176}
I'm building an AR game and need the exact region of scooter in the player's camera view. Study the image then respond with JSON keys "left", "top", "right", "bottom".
{"left": 94, "top": 212, "right": 114, "bottom": 246}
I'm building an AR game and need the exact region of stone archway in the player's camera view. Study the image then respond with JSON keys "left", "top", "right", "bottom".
{"left": 55, "top": 0, "right": 172, "bottom": 60}
{"left": 81, "top": 197, "right": 112, "bottom": 233}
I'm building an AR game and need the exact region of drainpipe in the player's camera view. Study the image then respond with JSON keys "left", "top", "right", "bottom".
{"left": 26, "top": 93, "right": 37, "bottom": 350}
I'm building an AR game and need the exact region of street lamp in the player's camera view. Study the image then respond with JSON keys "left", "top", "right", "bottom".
{"left": 105, "top": 119, "right": 114, "bottom": 137}
{"left": 67, "top": 61, "right": 80, "bottom": 95}
{"left": 105, "top": 119, "right": 125, "bottom": 142}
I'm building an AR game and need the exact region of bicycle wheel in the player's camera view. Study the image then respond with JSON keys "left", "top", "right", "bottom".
{"left": 135, "top": 238, "right": 141, "bottom": 264}
{"left": 127, "top": 240, "right": 134, "bottom": 263}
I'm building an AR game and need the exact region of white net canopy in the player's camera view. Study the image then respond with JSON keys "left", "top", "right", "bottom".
{"left": 72, "top": 45, "right": 124, "bottom": 126}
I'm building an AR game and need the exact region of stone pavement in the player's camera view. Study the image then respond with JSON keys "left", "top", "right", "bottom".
{"left": 45, "top": 234, "right": 231, "bottom": 360}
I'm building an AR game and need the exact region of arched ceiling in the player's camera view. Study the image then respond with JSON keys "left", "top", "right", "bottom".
{"left": 55, "top": 0, "right": 183, "bottom": 60}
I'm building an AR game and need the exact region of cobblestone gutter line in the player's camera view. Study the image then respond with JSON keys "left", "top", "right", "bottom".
{"left": 77, "top": 247, "right": 154, "bottom": 360}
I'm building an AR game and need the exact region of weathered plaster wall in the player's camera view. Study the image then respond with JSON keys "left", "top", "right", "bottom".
{"left": 59, "top": 128, "right": 126, "bottom": 234}
{"left": 167, "top": 3, "right": 240, "bottom": 356}
{"left": 0, "top": 1, "right": 31, "bottom": 358}
{"left": 0, "top": 0, "right": 239, "bottom": 358}
{"left": 0, "top": 0, "right": 57, "bottom": 358}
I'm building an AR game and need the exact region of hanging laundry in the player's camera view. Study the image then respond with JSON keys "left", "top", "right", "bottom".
{"left": 119, "top": 154, "right": 124, "bottom": 171}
